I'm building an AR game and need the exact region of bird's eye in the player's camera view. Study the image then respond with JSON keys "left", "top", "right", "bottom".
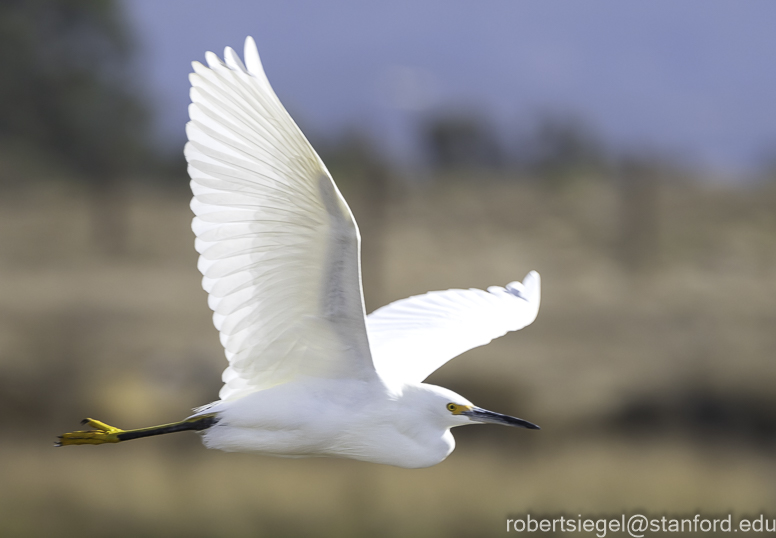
{"left": 447, "top": 403, "right": 456, "bottom": 412}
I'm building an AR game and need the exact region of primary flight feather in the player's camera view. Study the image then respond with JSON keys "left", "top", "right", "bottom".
{"left": 57, "top": 37, "right": 542, "bottom": 468}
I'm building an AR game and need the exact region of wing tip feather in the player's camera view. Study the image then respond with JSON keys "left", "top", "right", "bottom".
{"left": 224, "top": 46, "right": 248, "bottom": 73}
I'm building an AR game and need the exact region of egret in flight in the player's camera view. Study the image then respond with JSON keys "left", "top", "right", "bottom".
{"left": 57, "top": 37, "right": 541, "bottom": 468}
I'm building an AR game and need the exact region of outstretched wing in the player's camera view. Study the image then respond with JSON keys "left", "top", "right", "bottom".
{"left": 186, "top": 37, "right": 375, "bottom": 401}
{"left": 367, "top": 271, "right": 540, "bottom": 384}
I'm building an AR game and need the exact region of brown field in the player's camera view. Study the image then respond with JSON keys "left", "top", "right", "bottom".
{"left": 1, "top": 172, "right": 775, "bottom": 537}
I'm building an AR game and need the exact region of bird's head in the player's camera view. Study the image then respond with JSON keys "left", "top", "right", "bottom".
{"left": 404, "top": 383, "right": 540, "bottom": 431}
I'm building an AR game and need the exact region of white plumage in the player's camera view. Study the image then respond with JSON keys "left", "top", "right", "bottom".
{"left": 182, "top": 37, "right": 543, "bottom": 468}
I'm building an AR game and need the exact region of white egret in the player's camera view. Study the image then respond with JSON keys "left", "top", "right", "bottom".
{"left": 58, "top": 37, "right": 542, "bottom": 468}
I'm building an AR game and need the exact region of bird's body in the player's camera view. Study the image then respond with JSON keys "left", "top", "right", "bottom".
{"left": 199, "top": 379, "right": 466, "bottom": 468}
{"left": 58, "top": 37, "right": 542, "bottom": 468}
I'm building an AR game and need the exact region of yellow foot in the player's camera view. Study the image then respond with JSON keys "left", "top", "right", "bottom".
{"left": 56, "top": 418, "right": 125, "bottom": 446}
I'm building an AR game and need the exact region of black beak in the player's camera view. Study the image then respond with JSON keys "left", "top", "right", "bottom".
{"left": 462, "top": 407, "right": 540, "bottom": 430}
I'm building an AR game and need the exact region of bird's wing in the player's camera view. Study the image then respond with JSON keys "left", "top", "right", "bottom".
{"left": 186, "top": 37, "right": 375, "bottom": 401}
{"left": 367, "top": 271, "right": 540, "bottom": 384}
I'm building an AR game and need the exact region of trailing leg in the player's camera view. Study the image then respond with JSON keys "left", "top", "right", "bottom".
{"left": 56, "top": 415, "right": 217, "bottom": 446}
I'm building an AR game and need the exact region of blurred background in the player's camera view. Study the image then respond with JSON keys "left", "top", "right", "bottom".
{"left": 1, "top": 1, "right": 775, "bottom": 537}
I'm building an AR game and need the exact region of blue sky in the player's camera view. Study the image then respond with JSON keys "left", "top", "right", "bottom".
{"left": 123, "top": 0, "right": 776, "bottom": 176}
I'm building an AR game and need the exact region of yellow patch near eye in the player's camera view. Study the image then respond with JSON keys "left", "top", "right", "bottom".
{"left": 447, "top": 403, "right": 472, "bottom": 415}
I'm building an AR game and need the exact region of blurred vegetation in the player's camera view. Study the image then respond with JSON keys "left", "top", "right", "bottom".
{"left": 518, "top": 114, "right": 607, "bottom": 183}
{"left": 422, "top": 111, "right": 608, "bottom": 184}
{"left": 0, "top": 0, "right": 149, "bottom": 177}
{"left": 1, "top": 5, "right": 776, "bottom": 537}
{"left": 0, "top": 0, "right": 155, "bottom": 254}
{"left": 422, "top": 112, "right": 504, "bottom": 171}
